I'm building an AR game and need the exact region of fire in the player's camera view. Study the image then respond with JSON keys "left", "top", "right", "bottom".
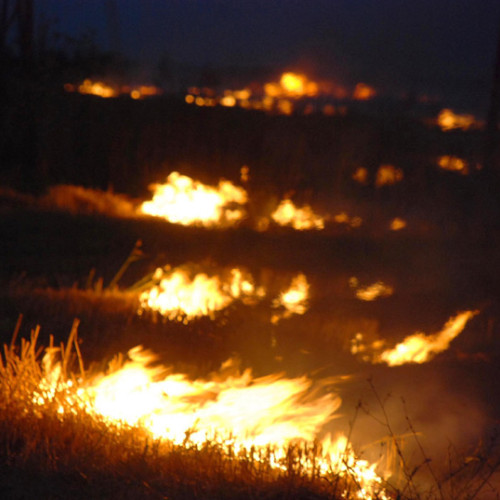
{"left": 352, "top": 167, "right": 369, "bottom": 185}
{"left": 264, "top": 72, "right": 319, "bottom": 99}
{"left": 437, "top": 108, "right": 478, "bottom": 131}
{"left": 70, "top": 79, "right": 118, "bottom": 98}
{"left": 129, "top": 85, "right": 163, "bottom": 100}
{"left": 183, "top": 72, "right": 380, "bottom": 116}
{"left": 390, "top": 217, "right": 407, "bottom": 231}
{"left": 272, "top": 273, "right": 309, "bottom": 323}
{"left": 139, "top": 266, "right": 263, "bottom": 322}
{"left": 64, "top": 80, "right": 162, "bottom": 99}
{"left": 437, "top": 155, "right": 469, "bottom": 175}
{"left": 350, "top": 278, "right": 393, "bottom": 301}
{"left": 139, "top": 172, "right": 248, "bottom": 227}
{"left": 334, "top": 212, "right": 363, "bottom": 228}
{"left": 271, "top": 199, "right": 325, "bottom": 230}
{"left": 31, "top": 340, "right": 388, "bottom": 499}
{"left": 353, "top": 311, "right": 478, "bottom": 366}
{"left": 375, "top": 165, "right": 404, "bottom": 187}
{"left": 352, "top": 82, "right": 376, "bottom": 101}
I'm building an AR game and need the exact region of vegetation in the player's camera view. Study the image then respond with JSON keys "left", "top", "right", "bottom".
{"left": 1, "top": 8, "right": 500, "bottom": 498}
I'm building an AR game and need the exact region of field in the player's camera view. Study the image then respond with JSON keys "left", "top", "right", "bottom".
{"left": 1, "top": 93, "right": 500, "bottom": 498}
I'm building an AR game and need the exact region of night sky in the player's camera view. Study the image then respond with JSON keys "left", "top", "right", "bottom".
{"left": 41, "top": 0, "right": 500, "bottom": 111}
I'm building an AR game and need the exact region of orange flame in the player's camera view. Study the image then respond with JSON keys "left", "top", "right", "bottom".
{"left": 437, "top": 155, "right": 469, "bottom": 175}
{"left": 75, "top": 79, "right": 118, "bottom": 98}
{"left": 65, "top": 80, "right": 162, "bottom": 99}
{"left": 139, "top": 267, "right": 264, "bottom": 322}
{"left": 34, "top": 346, "right": 388, "bottom": 498}
{"left": 353, "top": 311, "right": 478, "bottom": 366}
{"left": 272, "top": 273, "right": 309, "bottom": 323}
{"left": 139, "top": 172, "right": 248, "bottom": 227}
{"left": 352, "top": 82, "right": 376, "bottom": 101}
{"left": 333, "top": 212, "right": 363, "bottom": 228}
{"left": 352, "top": 167, "right": 369, "bottom": 185}
{"left": 375, "top": 165, "right": 404, "bottom": 187}
{"left": 271, "top": 200, "right": 325, "bottom": 230}
{"left": 437, "top": 109, "right": 478, "bottom": 131}
{"left": 350, "top": 278, "right": 393, "bottom": 301}
{"left": 390, "top": 218, "right": 407, "bottom": 231}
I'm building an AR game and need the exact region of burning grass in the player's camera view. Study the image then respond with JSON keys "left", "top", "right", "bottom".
{"left": 0, "top": 321, "right": 392, "bottom": 500}
{"left": 2, "top": 319, "right": 500, "bottom": 499}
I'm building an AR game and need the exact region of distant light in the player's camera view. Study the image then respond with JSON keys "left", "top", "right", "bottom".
{"left": 353, "top": 83, "right": 376, "bottom": 101}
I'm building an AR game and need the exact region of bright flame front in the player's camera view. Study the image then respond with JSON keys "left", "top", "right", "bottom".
{"left": 139, "top": 172, "right": 248, "bottom": 227}
{"left": 139, "top": 267, "right": 263, "bottom": 321}
{"left": 271, "top": 199, "right": 325, "bottom": 230}
{"left": 35, "top": 345, "right": 388, "bottom": 499}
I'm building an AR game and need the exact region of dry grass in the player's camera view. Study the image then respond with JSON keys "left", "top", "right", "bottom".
{"left": 1, "top": 317, "right": 499, "bottom": 499}
{"left": 0, "top": 321, "right": 384, "bottom": 500}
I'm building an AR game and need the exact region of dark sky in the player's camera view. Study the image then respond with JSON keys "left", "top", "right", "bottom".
{"left": 42, "top": 0, "right": 500, "bottom": 110}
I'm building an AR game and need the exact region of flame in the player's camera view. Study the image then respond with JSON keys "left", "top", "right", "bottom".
{"left": 353, "top": 83, "right": 376, "bottom": 101}
{"left": 334, "top": 212, "right": 363, "bottom": 228}
{"left": 375, "top": 165, "right": 404, "bottom": 187}
{"left": 182, "top": 72, "right": 356, "bottom": 116}
{"left": 240, "top": 165, "right": 250, "bottom": 183}
{"left": 139, "top": 172, "right": 248, "bottom": 227}
{"left": 437, "top": 155, "right": 469, "bottom": 175}
{"left": 129, "top": 85, "right": 162, "bottom": 100}
{"left": 139, "top": 267, "right": 264, "bottom": 321}
{"left": 350, "top": 278, "right": 393, "bottom": 301}
{"left": 272, "top": 273, "right": 309, "bottom": 323}
{"left": 352, "top": 167, "right": 369, "bottom": 185}
{"left": 264, "top": 72, "right": 319, "bottom": 99}
{"left": 390, "top": 218, "right": 407, "bottom": 231}
{"left": 32, "top": 343, "right": 388, "bottom": 498}
{"left": 65, "top": 80, "right": 161, "bottom": 99}
{"left": 75, "top": 79, "right": 118, "bottom": 98}
{"left": 354, "top": 311, "right": 478, "bottom": 366}
{"left": 437, "top": 109, "right": 478, "bottom": 131}
{"left": 271, "top": 199, "right": 325, "bottom": 230}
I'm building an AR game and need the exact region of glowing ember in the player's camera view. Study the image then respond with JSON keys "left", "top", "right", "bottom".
{"left": 129, "top": 85, "right": 162, "bottom": 100}
{"left": 437, "top": 108, "right": 478, "bottom": 131}
{"left": 65, "top": 80, "right": 162, "bottom": 100}
{"left": 350, "top": 278, "right": 394, "bottom": 301}
{"left": 139, "top": 172, "right": 248, "bottom": 227}
{"left": 183, "top": 72, "right": 375, "bottom": 116}
{"left": 352, "top": 167, "right": 369, "bottom": 185}
{"left": 390, "top": 217, "right": 407, "bottom": 231}
{"left": 375, "top": 165, "right": 404, "bottom": 187}
{"left": 437, "top": 155, "right": 469, "bottom": 175}
{"left": 353, "top": 311, "right": 478, "bottom": 366}
{"left": 73, "top": 79, "right": 118, "bottom": 98}
{"left": 271, "top": 199, "right": 324, "bottom": 230}
{"left": 352, "top": 82, "right": 376, "bottom": 100}
{"left": 240, "top": 165, "right": 250, "bottom": 183}
{"left": 139, "top": 266, "right": 263, "bottom": 321}
{"left": 333, "top": 212, "right": 363, "bottom": 228}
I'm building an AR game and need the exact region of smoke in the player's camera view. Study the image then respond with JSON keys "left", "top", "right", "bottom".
{"left": 333, "top": 363, "right": 493, "bottom": 492}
